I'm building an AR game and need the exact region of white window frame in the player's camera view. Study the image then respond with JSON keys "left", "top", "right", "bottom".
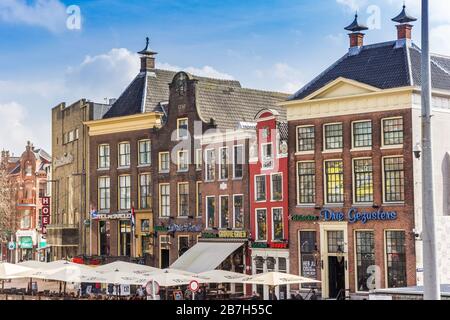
{"left": 323, "top": 122, "right": 343, "bottom": 152}
{"left": 195, "top": 148, "right": 202, "bottom": 171}
{"left": 118, "top": 142, "right": 131, "bottom": 168}
{"left": 232, "top": 194, "right": 244, "bottom": 229}
{"left": 382, "top": 155, "right": 405, "bottom": 204}
{"left": 323, "top": 159, "right": 344, "bottom": 205}
{"left": 219, "top": 146, "right": 229, "bottom": 180}
{"left": 98, "top": 176, "right": 110, "bottom": 211}
{"left": 205, "top": 148, "right": 215, "bottom": 182}
{"left": 271, "top": 207, "right": 284, "bottom": 241}
{"left": 139, "top": 173, "right": 151, "bottom": 209}
{"left": 138, "top": 139, "right": 152, "bottom": 166}
{"left": 232, "top": 144, "right": 244, "bottom": 179}
{"left": 296, "top": 161, "right": 316, "bottom": 206}
{"left": 254, "top": 174, "right": 267, "bottom": 202}
{"left": 177, "top": 182, "right": 189, "bottom": 217}
{"left": 159, "top": 152, "right": 170, "bottom": 173}
{"left": 98, "top": 144, "right": 110, "bottom": 169}
{"left": 118, "top": 175, "right": 131, "bottom": 211}
{"left": 177, "top": 118, "right": 189, "bottom": 140}
{"left": 205, "top": 196, "right": 216, "bottom": 229}
{"left": 296, "top": 125, "right": 315, "bottom": 154}
{"left": 351, "top": 120, "right": 372, "bottom": 150}
{"left": 381, "top": 116, "right": 404, "bottom": 148}
{"left": 219, "top": 195, "right": 229, "bottom": 229}
{"left": 255, "top": 208, "right": 267, "bottom": 242}
{"left": 270, "top": 172, "right": 283, "bottom": 202}
{"left": 177, "top": 150, "right": 189, "bottom": 172}
{"left": 352, "top": 157, "right": 374, "bottom": 205}
{"left": 159, "top": 183, "right": 170, "bottom": 217}
{"left": 261, "top": 142, "right": 274, "bottom": 170}
{"left": 196, "top": 181, "right": 202, "bottom": 217}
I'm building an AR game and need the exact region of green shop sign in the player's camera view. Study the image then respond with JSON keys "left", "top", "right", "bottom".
{"left": 201, "top": 232, "right": 218, "bottom": 238}
{"left": 19, "top": 236, "right": 33, "bottom": 249}
{"left": 154, "top": 226, "right": 169, "bottom": 232}
{"left": 251, "top": 242, "right": 268, "bottom": 248}
{"left": 290, "top": 215, "right": 320, "bottom": 222}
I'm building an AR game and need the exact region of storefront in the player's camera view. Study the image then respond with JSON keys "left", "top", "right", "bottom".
{"left": 290, "top": 207, "right": 415, "bottom": 299}
{"left": 15, "top": 229, "right": 38, "bottom": 261}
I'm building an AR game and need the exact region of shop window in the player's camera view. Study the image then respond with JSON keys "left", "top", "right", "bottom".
{"left": 386, "top": 231, "right": 407, "bottom": 288}
{"left": 141, "top": 219, "right": 150, "bottom": 233}
{"left": 297, "top": 162, "right": 316, "bottom": 204}
{"left": 325, "top": 160, "right": 344, "bottom": 204}
{"left": 299, "top": 231, "right": 318, "bottom": 281}
{"left": 278, "top": 257, "right": 288, "bottom": 300}
{"left": 119, "top": 220, "right": 131, "bottom": 256}
{"left": 256, "top": 209, "right": 267, "bottom": 241}
{"left": 354, "top": 159, "right": 374, "bottom": 203}
{"left": 99, "top": 220, "right": 109, "bottom": 256}
{"left": 178, "top": 236, "right": 189, "bottom": 257}
{"left": 233, "top": 195, "right": 244, "bottom": 229}
{"left": 141, "top": 235, "right": 151, "bottom": 255}
{"left": 383, "top": 157, "right": 405, "bottom": 203}
{"left": 355, "top": 231, "right": 375, "bottom": 291}
{"left": 383, "top": 117, "right": 404, "bottom": 146}
{"left": 324, "top": 123, "right": 343, "bottom": 150}
{"left": 297, "top": 126, "right": 315, "bottom": 152}
{"left": 353, "top": 121, "right": 372, "bottom": 148}
{"left": 327, "top": 230, "right": 344, "bottom": 254}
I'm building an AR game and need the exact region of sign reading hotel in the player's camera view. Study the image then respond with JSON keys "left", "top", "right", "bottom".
{"left": 41, "top": 196, "right": 51, "bottom": 233}
{"left": 91, "top": 212, "right": 132, "bottom": 220}
{"left": 291, "top": 208, "right": 398, "bottom": 224}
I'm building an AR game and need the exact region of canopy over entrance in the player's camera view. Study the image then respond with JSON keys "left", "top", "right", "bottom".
{"left": 170, "top": 242, "right": 244, "bottom": 274}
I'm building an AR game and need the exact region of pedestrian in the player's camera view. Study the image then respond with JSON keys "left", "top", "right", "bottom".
{"left": 250, "top": 291, "right": 259, "bottom": 300}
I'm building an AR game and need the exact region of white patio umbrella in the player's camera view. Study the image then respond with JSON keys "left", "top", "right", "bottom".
{"left": 144, "top": 269, "right": 196, "bottom": 287}
{"left": 241, "top": 271, "right": 321, "bottom": 286}
{"left": 94, "top": 261, "right": 159, "bottom": 274}
{"left": 17, "top": 261, "right": 48, "bottom": 269}
{"left": 82, "top": 270, "right": 149, "bottom": 285}
{"left": 0, "top": 262, "right": 33, "bottom": 279}
{"left": 194, "top": 270, "right": 246, "bottom": 284}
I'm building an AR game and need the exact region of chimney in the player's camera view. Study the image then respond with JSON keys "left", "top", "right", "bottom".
{"left": 392, "top": 5, "right": 417, "bottom": 41}
{"left": 138, "top": 37, "right": 158, "bottom": 72}
{"left": 344, "top": 14, "right": 369, "bottom": 54}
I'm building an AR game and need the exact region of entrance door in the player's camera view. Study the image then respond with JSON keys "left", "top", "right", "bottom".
{"left": 160, "top": 249, "right": 170, "bottom": 269}
{"left": 328, "top": 256, "right": 345, "bottom": 298}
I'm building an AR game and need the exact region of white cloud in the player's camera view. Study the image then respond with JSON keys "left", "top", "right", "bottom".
{"left": 336, "top": 0, "right": 368, "bottom": 12}
{"left": 157, "top": 62, "right": 234, "bottom": 80}
{"left": 0, "top": 0, "right": 67, "bottom": 33}
{"left": 0, "top": 102, "right": 34, "bottom": 154}
{"left": 430, "top": 24, "right": 450, "bottom": 56}
{"left": 255, "top": 62, "right": 303, "bottom": 93}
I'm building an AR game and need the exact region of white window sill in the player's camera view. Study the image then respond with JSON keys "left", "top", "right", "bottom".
{"left": 159, "top": 170, "right": 170, "bottom": 174}
{"left": 296, "top": 204, "right": 316, "bottom": 208}
{"left": 322, "top": 149, "right": 343, "bottom": 154}
{"left": 323, "top": 203, "right": 344, "bottom": 207}
{"left": 350, "top": 147, "right": 372, "bottom": 152}
{"left": 380, "top": 145, "right": 403, "bottom": 150}
{"left": 97, "top": 167, "right": 110, "bottom": 171}
{"left": 137, "top": 164, "right": 151, "bottom": 168}
{"left": 295, "top": 151, "right": 315, "bottom": 156}
{"left": 117, "top": 166, "right": 130, "bottom": 170}
{"left": 382, "top": 202, "right": 405, "bottom": 206}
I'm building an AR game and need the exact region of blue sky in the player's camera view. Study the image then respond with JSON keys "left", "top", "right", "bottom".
{"left": 1, "top": 0, "right": 450, "bottom": 155}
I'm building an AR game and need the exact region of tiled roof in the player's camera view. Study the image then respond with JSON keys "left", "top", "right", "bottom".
{"left": 196, "top": 84, "right": 288, "bottom": 129}
{"left": 289, "top": 41, "right": 450, "bottom": 101}
{"left": 103, "top": 67, "right": 288, "bottom": 129}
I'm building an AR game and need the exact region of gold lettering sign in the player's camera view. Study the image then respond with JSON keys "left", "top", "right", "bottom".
{"left": 218, "top": 230, "right": 247, "bottom": 238}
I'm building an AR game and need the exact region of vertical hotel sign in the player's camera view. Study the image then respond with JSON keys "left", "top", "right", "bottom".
{"left": 41, "top": 197, "right": 51, "bottom": 234}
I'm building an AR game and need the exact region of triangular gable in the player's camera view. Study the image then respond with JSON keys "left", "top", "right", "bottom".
{"left": 303, "top": 77, "right": 381, "bottom": 101}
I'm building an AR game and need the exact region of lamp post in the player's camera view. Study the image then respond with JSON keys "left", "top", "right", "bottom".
{"left": 421, "top": 0, "right": 440, "bottom": 300}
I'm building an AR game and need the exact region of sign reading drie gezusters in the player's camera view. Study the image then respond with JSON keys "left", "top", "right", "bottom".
{"left": 321, "top": 208, "right": 397, "bottom": 224}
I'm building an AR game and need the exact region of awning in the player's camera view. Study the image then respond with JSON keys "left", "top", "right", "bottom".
{"left": 170, "top": 242, "right": 244, "bottom": 273}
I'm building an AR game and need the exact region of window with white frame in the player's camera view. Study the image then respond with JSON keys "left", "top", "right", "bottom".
{"left": 177, "top": 118, "right": 188, "bottom": 140}
{"left": 271, "top": 173, "right": 283, "bottom": 201}
{"left": 138, "top": 140, "right": 151, "bottom": 165}
{"left": 272, "top": 208, "right": 284, "bottom": 241}
{"left": 206, "top": 196, "right": 215, "bottom": 229}
{"left": 205, "top": 149, "right": 215, "bottom": 181}
{"left": 233, "top": 195, "right": 243, "bottom": 229}
{"left": 196, "top": 182, "right": 202, "bottom": 217}
{"left": 159, "top": 152, "right": 170, "bottom": 173}
{"left": 233, "top": 145, "right": 244, "bottom": 178}
{"left": 178, "top": 183, "right": 189, "bottom": 217}
{"left": 98, "top": 176, "right": 110, "bottom": 210}
{"left": 219, "top": 195, "right": 229, "bottom": 229}
{"left": 325, "top": 160, "right": 344, "bottom": 203}
{"left": 178, "top": 150, "right": 189, "bottom": 172}
{"left": 98, "top": 144, "right": 110, "bottom": 169}
{"left": 118, "top": 142, "right": 131, "bottom": 167}
{"left": 159, "top": 184, "right": 170, "bottom": 217}
{"left": 354, "top": 159, "right": 374, "bottom": 203}
{"left": 383, "top": 157, "right": 405, "bottom": 202}
{"left": 352, "top": 121, "right": 372, "bottom": 148}
{"left": 195, "top": 149, "right": 202, "bottom": 170}
{"left": 255, "top": 175, "right": 266, "bottom": 201}
{"left": 256, "top": 209, "right": 267, "bottom": 241}
{"left": 139, "top": 173, "right": 151, "bottom": 209}
{"left": 219, "top": 147, "right": 229, "bottom": 180}
{"left": 261, "top": 143, "right": 273, "bottom": 169}
{"left": 383, "top": 118, "right": 404, "bottom": 146}
{"left": 119, "top": 175, "right": 131, "bottom": 210}
{"left": 324, "top": 123, "right": 343, "bottom": 150}
{"left": 297, "top": 126, "right": 315, "bottom": 152}
{"left": 297, "top": 162, "right": 315, "bottom": 204}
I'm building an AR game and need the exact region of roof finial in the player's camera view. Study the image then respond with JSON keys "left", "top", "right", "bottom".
{"left": 392, "top": 3, "right": 417, "bottom": 24}
{"left": 345, "top": 12, "right": 368, "bottom": 32}
{"left": 138, "top": 36, "right": 157, "bottom": 56}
